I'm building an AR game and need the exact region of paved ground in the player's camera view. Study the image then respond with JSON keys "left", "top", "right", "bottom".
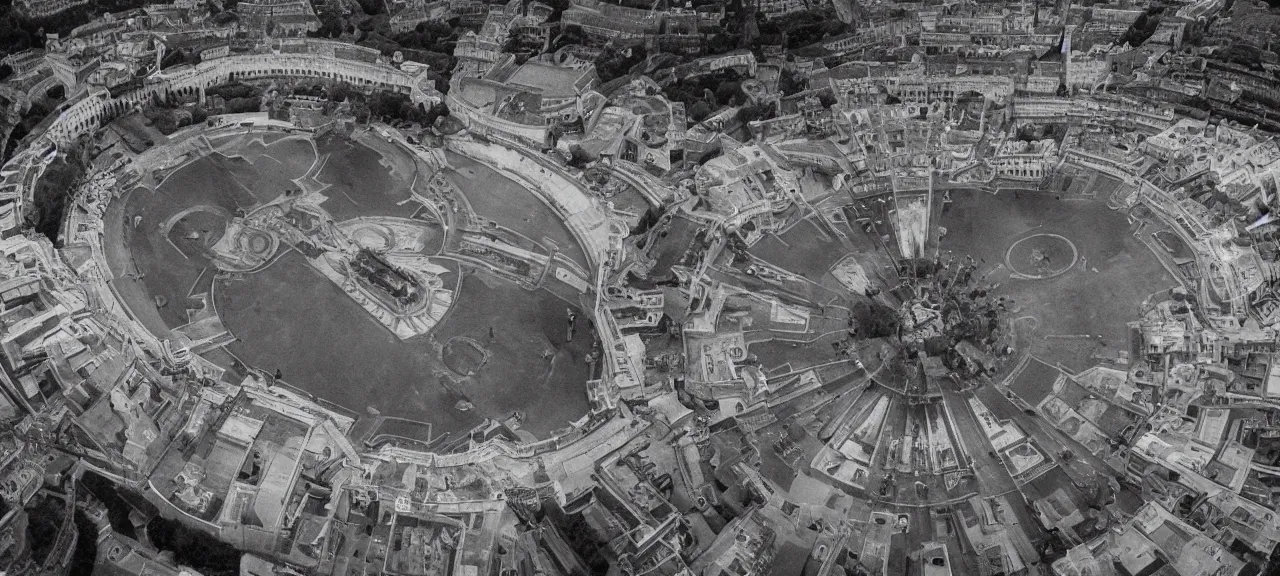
{"left": 216, "top": 251, "right": 592, "bottom": 437}
{"left": 940, "top": 190, "right": 1176, "bottom": 371}
{"left": 648, "top": 215, "right": 701, "bottom": 278}
{"left": 442, "top": 151, "right": 589, "bottom": 269}
{"left": 109, "top": 133, "right": 594, "bottom": 438}
{"left": 111, "top": 149, "right": 287, "bottom": 328}
{"left": 748, "top": 218, "right": 846, "bottom": 282}
{"left": 313, "top": 134, "right": 420, "bottom": 221}
{"left": 941, "top": 389, "right": 1017, "bottom": 496}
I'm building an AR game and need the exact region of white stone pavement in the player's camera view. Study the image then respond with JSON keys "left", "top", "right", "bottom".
{"left": 445, "top": 137, "right": 621, "bottom": 272}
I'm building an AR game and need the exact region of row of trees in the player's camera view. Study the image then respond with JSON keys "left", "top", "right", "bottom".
{"left": 352, "top": 20, "right": 463, "bottom": 93}
{"left": 356, "top": 90, "right": 450, "bottom": 126}
{"left": 2, "top": 0, "right": 150, "bottom": 48}
{"left": 207, "top": 81, "right": 262, "bottom": 100}
{"left": 757, "top": 9, "right": 848, "bottom": 49}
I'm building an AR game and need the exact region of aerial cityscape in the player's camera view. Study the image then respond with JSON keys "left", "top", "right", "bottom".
{"left": 0, "top": 0, "right": 1279, "bottom": 572}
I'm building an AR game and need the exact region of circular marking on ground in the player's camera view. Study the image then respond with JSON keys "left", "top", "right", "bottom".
{"left": 1005, "top": 233, "right": 1078, "bottom": 280}
{"left": 351, "top": 225, "right": 394, "bottom": 251}
{"left": 236, "top": 227, "right": 276, "bottom": 259}
{"left": 441, "top": 337, "right": 489, "bottom": 376}
{"left": 1012, "top": 315, "right": 1040, "bottom": 331}
{"left": 162, "top": 205, "right": 232, "bottom": 254}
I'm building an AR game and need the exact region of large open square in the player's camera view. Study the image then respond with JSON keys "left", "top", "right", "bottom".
{"left": 103, "top": 129, "right": 593, "bottom": 438}
{"left": 939, "top": 190, "right": 1177, "bottom": 370}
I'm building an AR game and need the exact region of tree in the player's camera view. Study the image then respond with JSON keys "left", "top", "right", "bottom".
{"left": 735, "top": 103, "right": 773, "bottom": 124}
{"left": 778, "top": 68, "right": 806, "bottom": 96}
{"left": 328, "top": 81, "right": 353, "bottom": 102}
{"left": 313, "top": 11, "right": 344, "bottom": 38}
{"left": 593, "top": 45, "right": 646, "bottom": 83}
{"left": 567, "top": 145, "right": 592, "bottom": 168}
{"left": 68, "top": 509, "right": 100, "bottom": 576}
{"left": 211, "top": 10, "right": 237, "bottom": 25}
{"left": 689, "top": 100, "right": 713, "bottom": 122}
{"left": 707, "top": 32, "right": 739, "bottom": 55}
{"left": 355, "top": 0, "right": 383, "bottom": 15}
{"left": 553, "top": 24, "right": 585, "bottom": 49}
{"left": 714, "top": 81, "right": 741, "bottom": 106}
{"left": 851, "top": 300, "right": 898, "bottom": 338}
{"left": 545, "top": 0, "right": 570, "bottom": 22}
{"left": 1116, "top": 8, "right": 1163, "bottom": 47}
{"left": 1219, "top": 44, "right": 1264, "bottom": 70}
{"left": 663, "top": 70, "right": 742, "bottom": 109}
{"left": 0, "top": 16, "right": 36, "bottom": 55}
{"left": 27, "top": 150, "right": 85, "bottom": 244}
{"left": 423, "top": 102, "right": 450, "bottom": 127}
{"left": 208, "top": 82, "right": 259, "bottom": 100}
{"left": 225, "top": 97, "right": 261, "bottom": 113}
{"left": 147, "top": 516, "right": 241, "bottom": 576}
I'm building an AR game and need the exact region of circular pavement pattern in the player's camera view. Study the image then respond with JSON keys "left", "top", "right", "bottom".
{"left": 1005, "top": 233, "right": 1078, "bottom": 280}
{"left": 442, "top": 337, "right": 489, "bottom": 376}
{"left": 351, "top": 225, "right": 394, "bottom": 251}
{"left": 236, "top": 228, "right": 276, "bottom": 260}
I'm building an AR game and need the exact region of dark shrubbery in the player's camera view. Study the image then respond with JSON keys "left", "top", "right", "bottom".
{"left": 394, "top": 20, "right": 456, "bottom": 51}
{"left": 593, "top": 45, "right": 646, "bottom": 83}
{"left": 735, "top": 102, "right": 774, "bottom": 124}
{"left": 147, "top": 516, "right": 241, "bottom": 576}
{"left": 354, "top": 0, "right": 384, "bottom": 16}
{"left": 1116, "top": 8, "right": 1164, "bottom": 47}
{"left": 206, "top": 82, "right": 261, "bottom": 100}
{"left": 27, "top": 152, "right": 85, "bottom": 244}
{"left": 224, "top": 97, "right": 261, "bottom": 114}
{"left": 756, "top": 10, "right": 846, "bottom": 48}
{"left": 68, "top": 509, "right": 98, "bottom": 576}
{"left": 364, "top": 90, "right": 450, "bottom": 125}
{"left": 664, "top": 69, "right": 744, "bottom": 111}
{"left": 778, "top": 67, "right": 806, "bottom": 96}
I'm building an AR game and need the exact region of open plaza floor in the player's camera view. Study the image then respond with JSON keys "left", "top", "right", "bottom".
{"left": 103, "top": 130, "right": 595, "bottom": 438}
{"left": 940, "top": 190, "right": 1177, "bottom": 371}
